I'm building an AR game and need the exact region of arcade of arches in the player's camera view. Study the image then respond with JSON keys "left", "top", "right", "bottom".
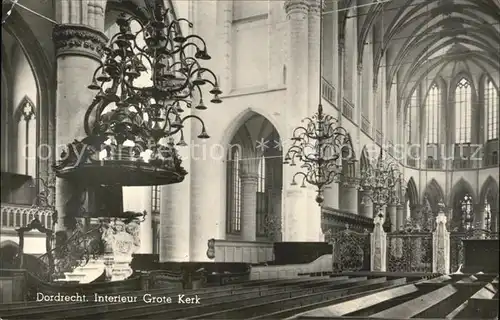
{"left": 0, "top": 0, "right": 498, "bottom": 263}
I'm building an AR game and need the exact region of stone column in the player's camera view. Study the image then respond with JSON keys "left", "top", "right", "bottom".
{"left": 474, "top": 204, "right": 486, "bottom": 231}
{"left": 160, "top": 134, "right": 191, "bottom": 262}
{"left": 52, "top": 22, "right": 107, "bottom": 233}
{"left": 122, "top": 187, "right": 153, "bottom": 253}
{"left": 371, "top": 215, "right": 386, "bottom": 271}
{"left": 240, "top": 173, "right": 258, "bottom": 241}
{"left": 396, "top": 205, "right": 405, "bottom": 231}
{"left": 283, "top": 0, "right": 310, "bottom": 242}
{"left": 432, "top": 212, "right": 450, "bottom": 274}
{"left": 339, "top": 182, "right": 358, "bottom": 213}
{"left": 305, "top": 0, "right": 323, "bottom": 242}
{"left": 387, "top": 205, "right": 397, "bottom": 232}
{"left": 360, "top": 190, "right": 373, "bottom": 218}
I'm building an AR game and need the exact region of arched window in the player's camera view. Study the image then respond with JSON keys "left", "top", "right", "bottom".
{"left": 485, "top": 79, "right": 498, "bottom": 141}
{"left": 226, "top": 148, "right": 241, "bottom": 233}
{"left": 256, "top": 155, "right": 267, "bottom": 236}
{"left": 460, "top": 194, "right": 474, "bottom": 231}
{"left": 407, "top": 89, "right": 418, "bottom": 144}
{"left": 426, "top": 84, "right": 440, "bottom": 144}
{"left": 455, "top": 78, "right": 472, "bottom": 144}
{"left": 485, "top": 201, "right": 491, "bottom": 231}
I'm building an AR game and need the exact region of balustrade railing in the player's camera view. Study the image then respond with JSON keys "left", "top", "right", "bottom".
{"left": 361, "top": 116, "right": 370, "bottom": 135}
{"left": 386, "top": 232, "right": 433, "bottom": 273}
{"left": 1, "top": 203, "right": 54, "bottom": 230}
{"left": 375, "top": 130, "right": 383, "bottom": 145}
{"left": 321, "top": 78, "right": 336, "bottom": 108}
{"left": 342, "top": 98, "right": 354, "bottom": 121}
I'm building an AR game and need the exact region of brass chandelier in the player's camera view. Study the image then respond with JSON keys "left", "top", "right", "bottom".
{"left": 283, "top": 2, "right": 353, "bottom": 205}
{"left": 359, "top": 148, "right": 404, "bottom": 215}
{"left": 54, "top": 4, "right": 222, "bottom": 186}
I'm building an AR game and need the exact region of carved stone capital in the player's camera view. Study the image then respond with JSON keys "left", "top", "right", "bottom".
{"left": 53, "top": 24, "right": 108, "bottom": 61}
{"left": 240, "top": 173, "right": 259, "bottom": 183}
{"left": 284, "top": 0, "right": 309, "bottom": 15}
{"left": 308, "top": 0, "right": 321, "bottom": 15}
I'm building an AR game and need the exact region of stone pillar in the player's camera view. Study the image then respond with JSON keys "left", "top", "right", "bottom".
{"left": 474, "top": 204, "right": 486, "bottom": 231}
{"left": 122, "top": 187, "right": 152, "bottom": 253}
{"left": 283, "top": 0, "right": 310, "bottom": 242}
{"left": 371, "top": 215, "right": 386, "bottom": 271}
{"left": 387, "top": 205, "right": 397, "bottom": 232}
{"left": 240, "top": 173, "right": 258, "bottom": 241}
{"left": 339, "top": 182, "right": 358, "bottom": 213}
{"left": 432, "top": 212, "right": 450, "bottom": 274}
{"left": 396, "top": 205, "right": 405, "bottom": 230}
{"left": 360, "top": 190, "right": 373, "bottom": 218}
{"left": 160, "top": 139, "right": 191, "bottom": 262}
{"left": 52, "top": 22, "right": 107, "bottom": 233}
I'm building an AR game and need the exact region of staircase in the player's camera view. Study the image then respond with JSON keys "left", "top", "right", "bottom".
{"left": 1, "top": 273, "right": 497, "bottom": 319}
{"left": 54, "top": 259, "right": 106, "bottom": 284}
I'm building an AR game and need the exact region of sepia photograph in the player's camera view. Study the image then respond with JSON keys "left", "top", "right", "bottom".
{"left": 0, "top": 0, "right": 499, "bottom": 319}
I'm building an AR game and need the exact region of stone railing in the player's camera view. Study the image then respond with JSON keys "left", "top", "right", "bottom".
{"left": 342, "top": 98, "right": 354, "bottom": 121}
{"left": 1, "top": 203, "right": 54, "bottom": 230}
{"left": 211, "top": 239, "right": 274, "bottom": 264}
{"left": 361, "top": 116, "right": 370, "bottom": 135}
{"left": 321, "top": 78, "right": 336, "bottom": 108}
{"left": 375, "top": 129, "right": 383, "bottom": 145}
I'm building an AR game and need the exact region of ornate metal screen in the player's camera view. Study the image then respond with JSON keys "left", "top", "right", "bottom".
{"left": 387, "top": 232, "right": 433, "bottom": 273}
{"left": 450, "top": 232, "right": 465, "bottom": 273}
{"left": 326, "top": 227, "right": 371, "bottom": 272}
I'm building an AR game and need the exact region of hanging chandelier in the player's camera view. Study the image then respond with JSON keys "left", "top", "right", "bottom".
{"left": 359, "top": 148, "right": 404, "bottom": 215}
{"left": 54, "top": 5, "right": 222, "bottom": 186}
{"left": 284, "top": 104, "right": 353, "bottom": 205}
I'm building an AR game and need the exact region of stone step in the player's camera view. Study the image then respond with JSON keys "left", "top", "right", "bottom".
{"left": 369, "top": 284, "right": 459, "bottom": 318}
{"left": 7, "top": 277, "right": 339, "bottom": 319}
{"left": 183, "top": 278, "right": 405, "bottom": 320}
{"left": 93, "top": 276, "right": 367, "bottom": 320}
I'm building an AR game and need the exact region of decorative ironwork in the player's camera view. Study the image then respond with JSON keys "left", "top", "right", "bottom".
{"left": 359, "top": 148, "right": 404, "bottom": 216}
{"left": 450, "top": 232, "right": 465, "bottom": 273}
{"left": 283, "top": 3, "right": 354, "bottom": 205}
{"left": 262, "top": 213, "right": 282, "bottom": 241}
{"left": 54, "top": 3, "right": 222, "bottom": 187}
{"left": 387, "top": 232, "right": 433, "bottom": 273}
{"left": 325, "top": 226, "right": 371, "bottom": 272}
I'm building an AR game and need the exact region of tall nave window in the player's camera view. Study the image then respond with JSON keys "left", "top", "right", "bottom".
{"left": 485, "top": 79, "right": 498, "bottom": 141}
{"left": 256, "top": 155, "right": 267, "bottom": 236}
{"left": 227, "top": 148, "right": 241, "bottom": 233}
{"left": 454, "top": 78, "right": 472, "bottom": 144}
{"left": 426, "top": 84, "right": 440, "bottom": 144}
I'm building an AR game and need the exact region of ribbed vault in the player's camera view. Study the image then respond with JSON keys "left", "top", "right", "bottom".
{"left": 350, "top": 0, "right": 500, "bottom": 112}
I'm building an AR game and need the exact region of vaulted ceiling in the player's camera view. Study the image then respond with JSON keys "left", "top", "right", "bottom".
{"left": 351, "top": 0, "right": 500, "bottom": 109}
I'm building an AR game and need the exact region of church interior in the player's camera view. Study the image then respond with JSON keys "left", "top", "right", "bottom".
{"left": 0, "top": 0, "right": 499, "bottom": 318}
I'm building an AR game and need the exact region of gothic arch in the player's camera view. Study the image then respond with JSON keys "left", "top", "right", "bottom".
{"left": 479, "top": 176, "right": 499, "bottom": 205}
{"left": 2, "top": 8, "right": 55, "bottom": 185}
{"left": 359, "top": 145, "right": 371, "bottom": 171}
{"left": 406, "top": 177, "right": 419, "bottom": 207}
{"left": 449, "top": 178, "right": 476, "bottom": 204}
{"left": 0, "top": 240, "right": 18, "bottom": 248}
{"left": 221, "top": 107, "right": 283, "bottom": 149}
{"left": 422, "top": 179, "right": 445, "bottom": 212}
{"left": 14, "top": 95, "right": 36, "bottom": 121}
